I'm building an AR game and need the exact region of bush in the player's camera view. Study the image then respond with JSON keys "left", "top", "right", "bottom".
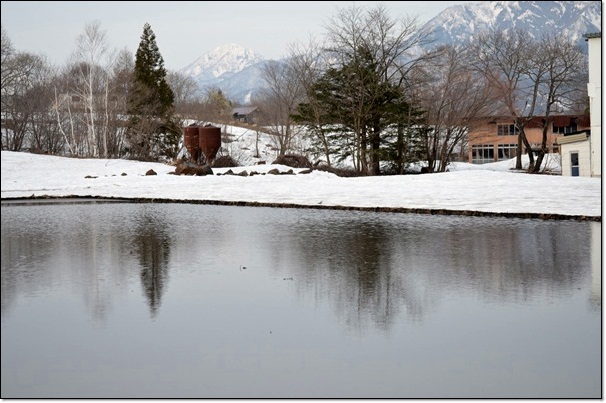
{"left": 314, "top": 164, "right": 363, "bottom": 177}
{"left": 212, "top": 155, "right": 239, "bottom": 168}
{"left": 272, "top": 154, "right": 312, "bottom": 168}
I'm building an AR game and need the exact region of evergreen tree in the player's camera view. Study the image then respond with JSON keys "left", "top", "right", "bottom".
{"left": 126, "top": 23, "right": 179, "bottom": 161}
{"left": 295, "top": 48, "right": 418, "bottom": 174}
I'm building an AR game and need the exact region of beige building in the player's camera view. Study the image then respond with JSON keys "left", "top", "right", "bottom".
{"left": 558, "top": 32, "right": 602, "bottom": 177}
{"left": 467, "top": 115, "right": 590, "bottom": 164}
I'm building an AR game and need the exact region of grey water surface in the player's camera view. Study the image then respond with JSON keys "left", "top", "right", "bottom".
{"left": 1, "top": 202, "right": 601, "bottom": 398}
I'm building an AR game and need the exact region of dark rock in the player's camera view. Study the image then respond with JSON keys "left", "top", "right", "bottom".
{"left": 196, "top": 164, "right": 213, "bottom": 176}
{"left": 175, "top": 162, "right": 213, "bottom": 176}
{"left": 175, "top": 161, "right": 198, "bottom": 175}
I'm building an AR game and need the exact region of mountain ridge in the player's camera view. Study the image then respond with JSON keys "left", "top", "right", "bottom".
{"left": 180, "top": 43, "right": 266, "bottom": 87}
{"left": 423, "top": 0, "right": 601, "bottom": 51}
{"left": 180, "top": 1, "right": 602, "bottom": 104}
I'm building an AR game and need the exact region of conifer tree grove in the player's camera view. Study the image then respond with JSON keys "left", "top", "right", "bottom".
{"left": 126, "top": 23, "right": 179, "bottom": 161}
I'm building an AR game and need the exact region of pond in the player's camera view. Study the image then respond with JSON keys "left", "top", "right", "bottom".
{"left": 1, "top": 202, "right": 601, "bottom": 398}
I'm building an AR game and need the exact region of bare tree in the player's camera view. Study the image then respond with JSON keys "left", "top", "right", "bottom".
{"left": 472, "top": 28, "right": 589, "bottom": 173}
{"left": 104, "top": 47, "right": 134, "bottom": 157}
{"left": 68, "top": 20, "right": 113, "bottom": 157}
{"left": 1, "top": 25, "right": 16, "bottom": 93}
{"left": 26, "top": 62, "right": 65, "bottom": 154}
{"left": 530, "top": 33, "right": 587, "bottom": 173}
{"left": 288, "top": 39, "right": 337, "bottom": 166}
{"left": 257, "top": 59, "right": 306, "bottom": 156}
{"left": 471, "top": 28, "right": 538, "bottom": 170}
{"left": 0, "top": 26, "right": 37, "bottom": 151}
{"left": 1, "top": 52, "right": 50, "bottom": 151}
{"left": 167, "top": 70, "right": 202, "bottom": 118}
{"left": 416, "top": 45, "right": 500, "bottom": 172}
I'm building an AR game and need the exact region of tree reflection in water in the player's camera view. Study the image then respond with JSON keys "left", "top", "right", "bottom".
{"left": 133, "top": 212, "right": 172, "bottom": 318}
{"left": 277, "top": 212, "right": 597, "bottom": 332}
{"left": 0, "top": 203, "right": 600, "bottom": 328}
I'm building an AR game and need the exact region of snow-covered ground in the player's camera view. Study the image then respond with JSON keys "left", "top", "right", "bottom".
{"left": 1, "top": 146, "right": 600, "bottom": 220}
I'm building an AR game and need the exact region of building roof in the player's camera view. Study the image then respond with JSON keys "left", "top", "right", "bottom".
{"left": 584, "top": 32, "right": 601, "bottom": 39}
{"left": 478, "top": 114, "right": 590, "bottom": 128}
{"left": 556, "top": 131, "right": 590, "bottom": 145}
{"left": 232, "top": 106, "right": 258, "bottom": 115}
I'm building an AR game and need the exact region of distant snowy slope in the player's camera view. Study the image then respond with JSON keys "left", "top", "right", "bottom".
{"left": 180, "top": 43, "right": 265, "bottom": 86}
{"left": 422, "top": 1, "right": 601, "bottom": 51}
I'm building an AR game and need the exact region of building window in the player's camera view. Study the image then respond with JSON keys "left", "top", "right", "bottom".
{"left": 497, "top": 144, "right": 517, "bottom": 160}
{"left": 553, "top": 122, "right": 578, "bottom": 134}
{"left": 570, "top": 152, "right": 579, "bottom": 176}
{"left": 472, "top": 145, "right": 494, "bottom": 164}
{"left": 497, "top": 124, "right": 519, "bottom": 136}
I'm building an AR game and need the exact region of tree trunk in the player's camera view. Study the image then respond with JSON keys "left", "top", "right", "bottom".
{"left": 531, "top": 126, "right": 549, "bottom": 173}
{"left": 515, "top": 132, "right": 523, "bottom": 169}
{"left": 370, "top": 125, "right": 381, "bottom": 176}
{"left": 396, "top": 123, "right": 404, "bottom": 174}
{"left": 520, "top": 129, "right": 535, "bottom": 170}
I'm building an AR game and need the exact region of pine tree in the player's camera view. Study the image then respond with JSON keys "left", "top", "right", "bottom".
{"left": 126, "top": 23, "right": 179, "bottom": 161}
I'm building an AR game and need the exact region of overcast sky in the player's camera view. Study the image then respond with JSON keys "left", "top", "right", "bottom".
{"left": 1, "top": 1, "right": 473, "bottom": 71}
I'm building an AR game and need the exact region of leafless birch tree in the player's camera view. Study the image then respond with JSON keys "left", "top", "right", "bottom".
{"left": 67, "top": 20, "right": 113, "bottom": 157}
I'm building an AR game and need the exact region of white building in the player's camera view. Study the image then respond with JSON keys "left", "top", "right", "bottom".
{"left": 558, "top": 32, "right": 602, "bottom": 177}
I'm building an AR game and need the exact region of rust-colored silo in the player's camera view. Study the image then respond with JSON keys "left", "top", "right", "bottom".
{"left": 198, "top": 125, "right": 221, "bottom": 166}
{"left": 183, "top": 125, "right": 200, "bottom": 162}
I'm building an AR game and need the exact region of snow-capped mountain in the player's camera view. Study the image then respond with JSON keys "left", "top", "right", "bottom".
{"left": 210, "top": 60, "right": 271, "bottom": 105}
{"left": 422, "top": 1, "right": 601, "bottom": 51}
{"left": 180, "top": 43, "right": 266, "bottom": 89}
{"left": 180, "top": 1, "right": 601, "bottom": 105}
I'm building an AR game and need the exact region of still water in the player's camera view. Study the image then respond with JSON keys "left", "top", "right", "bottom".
{"left": 1, "top": 202, "right": 601, "bottom": 398}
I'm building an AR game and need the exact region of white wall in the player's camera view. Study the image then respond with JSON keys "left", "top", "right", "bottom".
{"left": 587, "top": 35, "right": 602, "bottom": 177}
{"left": 560, "top": 141, "right": 591, "bottom": 177}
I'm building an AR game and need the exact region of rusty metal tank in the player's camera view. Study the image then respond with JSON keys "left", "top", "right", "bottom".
{"left": 198, "top": 125, "right": 222, "bottom": 165}
{"left": 183, "top": 125, "right": 200, "bottom": 162}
